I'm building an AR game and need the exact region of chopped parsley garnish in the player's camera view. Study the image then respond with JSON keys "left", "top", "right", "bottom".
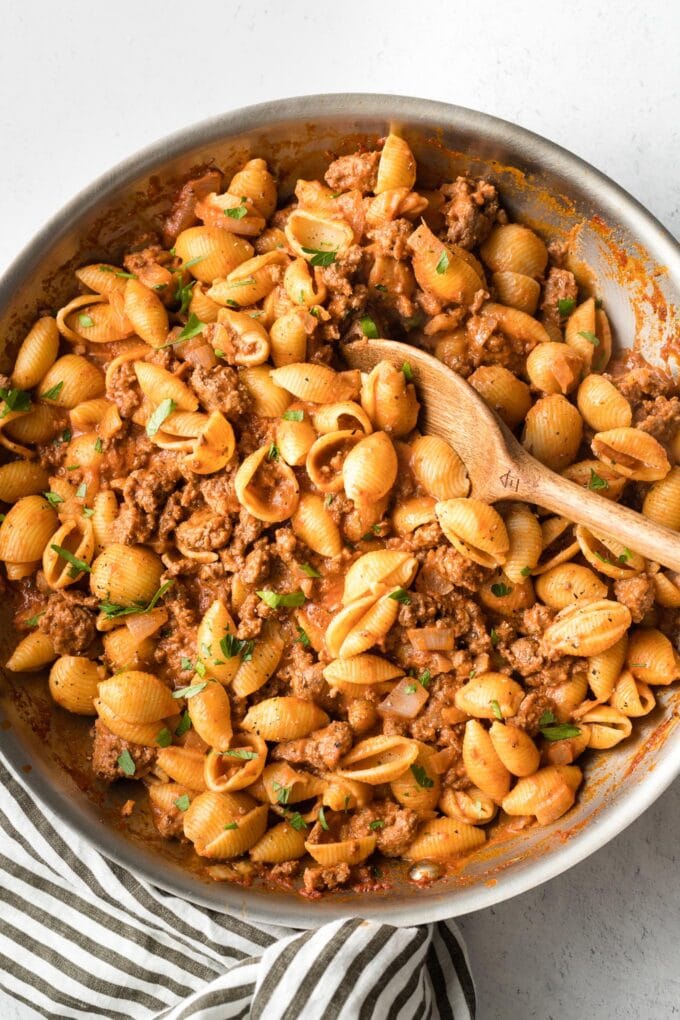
{"left": 99, "top": 580, "right": 174, "bottom": 620}
{"left": 146, "top": 398, "right": 176, "bottom": 438}
{"left": 296, "top": 627, "right": 311, "bottom": 648}
{"left": 224, "top": 821, "right": 239, "bottom": 830}
{"left": 176, "top": 312, "right": 207, "bottom": 343}
{"left": 299, "top": 562, "right": 321, "bottom": 578}
{"left": 491, "top": 699, "right": 503, "bottom": 720}
{"left": 257, "top": 589, "right": 306, "bottom": 608}
{"left": 219, "top": 633, "right": 254, "bottom": 660}
{"left": 24, "top": 612, "right": 44, "bottom": 628}
{"left": 117, "top": 750, "right": 136, "bottom": 776}
{"left": 539, "top": 710, "right": 556, "bottom": 727}
{"left": 98, "top": 264, "right": 136, "bottom": 279}
{"left": 180, "top": 657, "right": 194, "bottom": 672}
{"left": 389, "top": 588, "right": 411, "bottom": 604}
{"left": 288, "top": 812, "right": 308, "bottom": 831}
{"left": 156, "top": 727, "right": 172, "bottom": 747}
{"left": 272, "top": 781, "right": 292, "bottom": 805}
{"left": 557, "top": 297, "right": 576, "bottom": 316}
{"left": 402, "top": 361, "right": 414, "bottom": 382}
{"left": 435, "top": 250, "right": 449, "bottom": 274}
{"left": 540, "top": 723, "right": 582, "bottom": 742}
{"left": 520, "top": 566, "right": 532, "bottom": 577}
{"left": 174, "top": 794, "right": 190, "bottom": 811}
{"left": 375, "top": 283, "right": 388, "bottom": 292}
{"left": 0, "top": 387, "right": 31, "bottom": 417}
{"left": 283, "top": 408, "right": 304, "bottom": 421}
{"left": 172, "top": 681, "right": 208, "bottom": 700}
{"left": 82, "top": 507, "right": 95, "bottom": 518}
{"left": 404, "top": 684, "right": 417, "bottom": 694}
{"left": 41, "top": 381, "right": 64, "bottom": 401}
{"left": 301, "top": 246, "right": 337, "bottom": 268}
{"left": 410, "top": 764, "right": 434, "bottom": 789}
{"left": 224, "top": 200, "right": 249, "bottom": 220}
{"left": 360, "top": 316, "right": 379, "bottom": 339}
{"left": 325, "top": 493, "right": 335, "bottom": 506}
{"left": 490, "top": 628, "right": 500, "bottom": 647}
{"left": 174, "top": 275, "right": 195, "bottom": 316}
{"left": 594, "top": 551, "right": 612, "bottom": 564}
{"left": 78, "top": 314, "right": 94, "bottom": 328}
{"left": 369, "top": 819, "right": 386, "bottom": 831}
{"left": 94, "top": 437, "right": 103, "bottom": 453}
{"left": 43, "top": 491, "right": 64, "bottom": 507}
{"left": 61, "top": 427, "right": 72, "bottom": 443}
{"left": 194, "top": 660, "right": 207, "bottom": 678}
{"left": 318, "top": 806, "right": 330, "bottom": 830}
{"left": 618, "top": 548, "right": 632, "bottom": 563}
{"left": 50, "top": 544, "right": 92, "bottom": 578}
{"left": 578, "top": 330, "right": 599, "bottom": 346}
{"left": 418, "top": 669, "right": 431, "bottom": 689}
{"left": 491, "top": 582, "right": 512, "bottom": 597}
{"left": 75, "top": 482, "right": 87, "bottom": 499}
{"left": 588, "top": 468, "right": 608, "bottom": 491}
{"left": 267, "top": 442, "right": 279, "bottom": 461}
{"left": 175, "top": 711, "right": 192, "bottom": 737}
{"left": 223, "top": 748, "right": 258, "bottom": 760}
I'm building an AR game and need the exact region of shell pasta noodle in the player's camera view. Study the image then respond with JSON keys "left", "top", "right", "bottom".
{"left": 3, "top": 131, "right": 680, "bottom": 899}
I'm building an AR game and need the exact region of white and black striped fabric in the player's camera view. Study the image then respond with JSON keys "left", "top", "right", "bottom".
{"left": 0, "top": 756, "right": 475, "bottom": 1019}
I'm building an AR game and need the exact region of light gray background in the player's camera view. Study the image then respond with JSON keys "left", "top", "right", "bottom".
{"left": 2, "top": 1, "right": 679, "bottom": 1017}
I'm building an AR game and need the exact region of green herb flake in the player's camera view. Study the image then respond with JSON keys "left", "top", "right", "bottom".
{"left": 318, "top": 806, "right": 330, "bottom": 830}
{"left": 404, "top": 684, "right": 417, "bottom": 694}
{"left": 223, "top": 748, "right": 258, "bottom": 760}
{"left": 325, "top": 493, "right": 335, "bottom": 507}
{"left": 594, "top": 551, "right": 612, "bottom": 564}
{"left": 82, "top": 507, "right": 95, "bottom": 518}
{"left": 175, "top": 711, "right": 192, "bottom": 737}
{"left": 61, "top": 428, "right": 72, "bottom": 444}
{"left": 66, "top": 464, "right": 80, "bottom": 471}
{"left": 588, "top": 468, "right": 609, "bottom": 491}
{"left": 435, "top": 250, "right": 449, "bottom": 275}
{"left": 43, "top": 491, "right": 64, "bottom": 507}
{"left": 491, "top": 699, "right": 503, "bottom": 720}
{"left": 0, "top": 387, "right": 31, "bottom": 418}
{"left": 360, "top": 316, "right": 379, "bottom": 339}
{"left": 538, "top": 710, "right": 557, "bottom": 727}
{"left": 618, "top": 548, "right": 633, "bottom": 563}
{"left": 224, "top": 821, "right": 239, "bottom": 830}
{"left": 540, "top": 723, "right": 582, "bottom": 742}
{"left": 224, "top": 202, "right": 249, "bottom": 220}
{"left": 288, "top": 812, "right": 307, "bottom": 831}
{"left": 558, "top": 297, "right": 576, "bottom": 316}
{"left": 194, "top": 660, "right": 207, "bottom": 679}
{"left": 267, "top": 442, "right": 279, "bottom": 461}
{"left": 410, "top": 764, "right": 434, "bottom": 789}
{"left": 146, "top": 398, "right": 176, "bottom": 438}
{"left": 156, "top": 727, "right": 172, "bottom": 748}
{"left": 283, "top": 409, "right": 304, "bottom": 422}
{"left": 219, "top": 633, "right": 254, "bottom": 661}
{"left": 172, "top": 681, "right": 208, "bottom": 700}
{"left": 490, "top": 628, "right": 500, "bottom": 647}
{"left": 94, "top": 437, "right": 103, "bottom": 453}
{"left": 520, "top": 566, "right": 532, "bottom": 577}
{"left": 369, "top": 819, "right": 386, "bottom": 831}
{"left": 98, "top": 264, "right": 136, "bottom": 279}
{"left": 180, "top": 657, "right": 194, "bottom": 672}
{"left": 50, "top": 544, "right": 92, "bottom": 578}
{"left": 24, "top": 612, "right": 44, "bottom": 628}
{"left": 578, "top": 330, "right": 600, "bottom": 346}
{"left": 78, "top": 314, "right": 94, "bottom": 328}
{"left": 301, "top": 246, "right": 337, "bottom": 268}
{"left": 402, "top": 361, "right": 414, "bottom": 382}
{"left": 41, "top": 381, "right": 64, "bottom": 401}
{"left": 75, "top": 482, "right": 87, "bottom": 499}
{"left": 174, "top": 794, "right": 191, "bottom": 811}
{"left": 296, "top": 627, "right": 311, "bottom": 648}
{"left": 388, "top": 588, "right": 411, "bottom": 604}
{"left": 418, "top": 669, "right": 431, "bottom": 689}
{"left": 257, "top": 589, "right": 306, "bottom": 609}
{"left": 272, "top": 781, "right": 292, "bottom": 805}
{"left": 176, "top": 312, "right": 207, "bottom": 343}
{"left": 375, "top": 283, "right": 388, "bottom": 293}
{"left": 214, "top": 348, "right": 225, "bottom": 358}
{"left": 490, "top": 582, "right": 512, "bottom": 598}
{"left": 299, "top": 562, "right": 321, "bottom": 578}
{"left": 117, "top": 749, "right": 136, "bottom": 776}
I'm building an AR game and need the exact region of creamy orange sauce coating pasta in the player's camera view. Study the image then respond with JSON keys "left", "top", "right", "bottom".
{"left": 2, "top": 137, "right": 680, "bottom": 897}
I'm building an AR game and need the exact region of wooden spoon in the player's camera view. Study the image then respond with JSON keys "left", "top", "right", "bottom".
{"left": 344, "top": 337, "right": 680, "bottom": 573}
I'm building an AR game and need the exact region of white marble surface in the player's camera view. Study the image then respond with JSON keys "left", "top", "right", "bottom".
{"left": 1, "top": 1, "right": 679, "bottom": 1017}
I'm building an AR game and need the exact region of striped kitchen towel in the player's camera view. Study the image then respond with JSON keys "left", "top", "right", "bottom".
{"left": 0, "top": 758, "right": 475, "bottom": 1020}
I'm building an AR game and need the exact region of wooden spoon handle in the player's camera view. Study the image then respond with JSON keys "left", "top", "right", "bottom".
{"left": 505, "top": 448, "right": 680, "bottom": 573}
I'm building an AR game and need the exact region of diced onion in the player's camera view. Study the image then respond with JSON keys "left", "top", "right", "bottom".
{"left": 407, "top": 627, "right": 455, "bottom": 651}
{"left": 428, "top": 746, "right": 457, "bottom": 774}
{"left": 125, "top": 607, "right": 168, "bottom": 641}
{"left": 378, "top": 677, "right": 429, "bottom": 719}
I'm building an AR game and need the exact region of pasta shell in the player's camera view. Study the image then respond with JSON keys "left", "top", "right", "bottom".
{"left": 189, "top": 283, "right": 221, "bottom": 324}
{"left": 123, "top": 279, "right": 169, "bottom": 347}
{"left": 577, "top": 375, "right": 632, "bottom": 431}
{"left": 575, "top": 525, "right": 645, "bottom": 580}
{"left": 359, "top": 362, "right": 419, "bottom": 437}
{"left": 270, "top": 363, "right": 359, "bottom": 404}
{"left": 102, "top": 625, "right": 156, "bottom": 673}
{"left": 231, "top": 622, "right": 285, "bottom": 698}
{"left": 241, "top": 696, "right": 329, "bottom": 741}
{"left": 468, "top": 365, "right": 532, "bottom": 430}
{"left": 275, "top": 417, "right": 317, "bottom": 467}
{"left": 610, "top": 669, "right": 655, "bottom": 717}
{"left": 0, "top": 495, "right": 58, "bottom": 563}
{"left": 305, "top": 835, "right": 376, "bottom": 867}
{"left": 291, "top": 492, "right": 343, "bottom": 558}
{"left": 284, "top": 210, "right": 354, "bottom": 262}
{"left": 587, "top": 635, "right": 628, "bottom": 700}
{"left": 343, "top": 550, "right": 418, "bottom": 604}
{"left": 39, "top": 355, "right": 105, "bottom": 409}
{"left": 174, "top": 226, "right": 253, "bottom": 283}
{"left": 211, "top": 309, "right": 271, "bottom": 365}
{"left": 392, "top": 496, "right": 437, "bottom": 535}
{"left": 182, "top": 412, "right": 236, "bottom": 475}
{"left": 183, "top": 790, "right": 256, "bottom": 849}
{"left": 406, "top": 817, "right": 486, "bottom": 860}
{"left": 435, "top": 497, "right": 509, "bottom": 567}
{"left": 480, "top": 224, "right": 548, "bottom": 278}
{"left": 208, "top": 251, "right": 286, "bottom": 309}
{"left": 49, "top": 655, "right": 103, "bottom": 715}
{"left": 462, "top": 720, "right": 512, "bottom": 801}
{"left": 312, "top": 401, "right": 372, "bottom": 436}
{"left": 0, "top": 460, "right": 49, "bottom": 503}
{"left": 491, "top": 271, "right": 540, "bottom": 314}
{"left": 337, "top": 735, "right": 419, "bottom": 784}
{"left": 228, "top": 158, "right": 277, "bottom": 219}
{"left": 480, "top": 302, "right": 552, "bottom": 346}
{"left": 156, "top": 746, "right": 207, "bottom": 791}
{"left": 522, "top": 394, "right": 583, "bottom": 471}
{"left": 535, "top": 563, "right": 608, "bottom": 609}
{"left": 439, "top": 786, "right": 497, "bottom": 826}
{"left": 626, "top": 628, "right": 680, "bottom": 686}
{"left": 6, "top": 630, "right": 56, "bottom": 672}
{"left": 565, "top": 298, "right": 607, "bottom": 372}
{"left": 408, "top": 223, "right": 483, "bottom": 305}
{"left": 188, "top": 681, "right": 233, "bottom": 751}
{"left": 201, "top": 803, "right": 269, "bottom": 860}
{"left": 269, "top": 311, "right": 309, "bottom": 367}
{"left": 250, "top": 821, "right": 307, "bottom": 863}
{"left": 488, "top": 721, "right": 540, "bottom": 777}
{"left": 653, "top": 570, "right": 680, "bottom": 608}
{"left": 11, "top": 317, "right": 59, "bottom": 389}
{"left": 410, "top": 435, "right": 469, "bottom": 500}
{"left": 239, "top": 365, "right": 292, "bottom": 417}
{"left": 550, "top": 673, "right": 589, "bottom": 720}
{"left": 4, "top": 403, "right": 57, "bottom": 444}
{"left": 325, "top": 590, "right": 400, "bottom": 658}
{"left": 502, "top": 765, "right": 582, "bottom": 824}
{"left": 98, "top": 670, "right": 175, "bottom": 723}
{"left": 94, "top": 698, "right": 169, "bottom": 747}
{"left": 343, "top": 431, "right": 398, "bottom": 505}
{"left": 501, "top": 504, "right": 542, "bottom": 582}
{"left": 204, "top": 734, "right": 267, "bottom": 792}
{"left": 42, "top": 518, "right": 95, "bottom": 589}
{"left": 525, "top": 342, "right": 582, "bottom": 395}
{"left": 323, "top": 654, "right": 403, "bottom": 687}
{"left": 580, "top": 706, "right": 633, "bottom": 749}
{"left": 479, "top": 572, "right": 534, "bottom": 614}
{"left": 375, "top": 134, "right": 417, "bottom": 193}
{"left": 234, "top": 444, "right": 299, "bottom": 522}
{"left": 283, "top": 256, "right": 327, "bottom": 308}
{"left": 542, "top": 599, "right": 632, "bottom": 657}
{"left": 90, "top": 543, "right": 164, "bottom": 606}
{"left": 390, "top": 743, "right": 440, "bottom": 812}
{"left": 75, "top": 263, "right": 128, "bottom": 297}
{"left": 642, "top": 467, "right": 680, "bottom": 529}
{"left": 69, "top": 397, "right": 113, "bottom": 431}
{"left": 196, "top": 599, "right": 240, "bottom": 684}
{"left": 454, "top": 672, "right": 524, "bottom": 720}
{"left": 561, "top": 460, "right": 627, "bottom": 502}
{"left": 306, "top": 430, "right": 363, "bottom": 493}
{"left": 133, "top": 362, "right": 198, "bottom": 411}
{"left": 322, "top": 774, "right": 373, "bottom": 811}
{"left": 533, "top": 516, "right": 579, "bottom": 575}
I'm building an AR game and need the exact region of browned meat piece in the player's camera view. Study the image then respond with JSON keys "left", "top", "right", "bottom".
{"left": 123, "top": 244, "right": 175, "bottom": 303}
{"left": 440, "top": 176, "right": 499, "bottom": 249}
{"left": 347, "top": 802, "right": 419, "bottom": 857}
{"left": 106, "top": 360, "right": 141, "bottom": 419}
{"left": 324, "top": 151, "right": 380, "bottom": 194}
{"left": 149, "top": 796, "right": 185, "bottom": 838}
{"left": 614, "top": 574, "right": 656, "bottom": 624}
{"left": 302, "top": 863, "right": 351, "bottom": 895}
{"left": 158, "top": 491, "right": 188, "bottom": 540}
{"left": 200, "top": 472, "right": 240, "bottom": 515}
{"left": 176, "top": 512, "right": 232, "bottom": 552}
{"left": 408, "top": 676, "right": 463, "bottom": 748}
{"left": 272, "top": 721, "right": 353, "bottom": 771}
{"left": 633, "top": 395, "right": 680, "bottom": 446}
{"left": 231, "top": 509, "right": 266, "bottom": 556}
{"left": 123, "top": 455, "right": 182, "bottom": 516}
{"left": 510, "top": 690, "right": 555, "bottom": 735}
{"left": 153, "top": 583, "right": 200, "bottom": 681}
{"left": 366, "top": 219, "right": 414, "bottom": 260}
{"left": 235, "top": 592, "right": 267, "bottom": 639}
{"left": 239, "top": 538, "right": 272, "bottom": 585}
{"left": 318, "top": 246, "right": 366, "bottom": 321}
{"left": 162, "top": 169, "right": 224, "bottom": 246}
{"left": 91, "top": 719, "right": 156, "bottom": 780}
{"left": 112, "top": 504, "right": 154, "bottom": 545}
{"left": 611, "top": 358, "right": 676, "bottom": 407}
{"left": 507, "top": 636, "right": 544, "bottom": 676}
{"left": 416, "top": 545, "right": 490, "bottom": 593}
{"left": 520, "top": 604, "right": 556, "bottom": 636}
{"left": 540, "top": 268, "right": 578, "bottom": 335}
{"left": 38, "top": 591, "right": 97, "bottom": 655}
{"left": 190, "top": 365, "right": 248, "bottom": 419}
{"left": 267, "top": 860, "right": 300, "bottom": 885}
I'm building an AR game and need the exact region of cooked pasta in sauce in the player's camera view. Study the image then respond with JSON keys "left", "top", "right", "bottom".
{"left": 2, "top": 135, "right": 680, "bottom": 897}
